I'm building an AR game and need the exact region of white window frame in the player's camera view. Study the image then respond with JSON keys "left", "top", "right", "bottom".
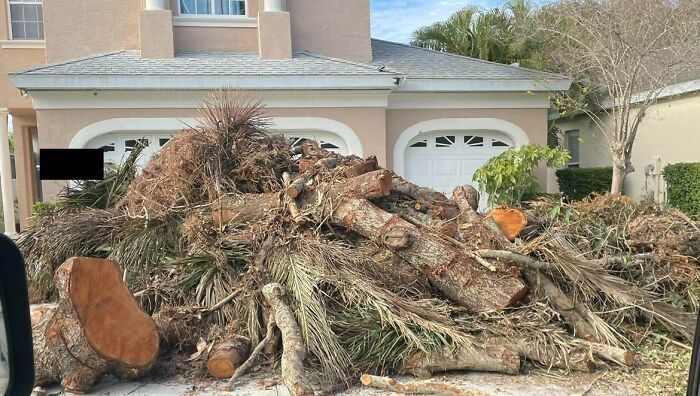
{"left": 6, "top": 0, "right": 44, "bottom": 41}
{"left": 174, "top": 0, "right": 256, "bottom": 27}
{"left": 177, "top": 0, "right": 250, "bottom": 18}
{"left": 564, "top": 129, "right": 580, "bottom": 168}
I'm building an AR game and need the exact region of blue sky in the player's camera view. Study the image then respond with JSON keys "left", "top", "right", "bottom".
{"left": 371, "top": 0, "right": 498, "bottom": 43}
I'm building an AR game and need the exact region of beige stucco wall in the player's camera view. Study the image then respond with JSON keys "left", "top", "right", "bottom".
{"left": 43, "top": 0, "right": 141, "bottom": 63}
{"left": 0, "top": 2, "right": 46, "bottom": 111}
{"left": 386, "top": 108, "right": 550, "bottom": 186}
{"left": 173, "top": 26, "right": 259, "bottom": 52}
{"left": 555, "top": 92, "right": 700, "bottom": 201}
{"left": 139, "top": 9, "right": 175, "bottom": 59}
{"left": 11, "top": 113, "right": 37, "bottom": 229}
{"left": 34, "top": 106, "right": 387, "bottom": 200}
{"left": 288, "top": 0, "right": 372, "bottom": 62}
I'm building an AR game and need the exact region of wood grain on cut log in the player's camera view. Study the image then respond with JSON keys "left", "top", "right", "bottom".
{"left": 523, "top": 269, "right": 600, "bottom": 343}
{"left": 262, "top": 283, "right": 314, "bottom": 396}
{"left": 452, "top": 185, "right": 480, "bottom": 212}
{"left": 207, "top": 337, "right": 251, "bottom": 379}
{"left": 403, "top": 344, "right": 520, "bottom": 378}
{"left": 33, "top": 257, "right": 159, "bottom": 392}
{"left": 360, "top": 374, "right": 489, "bottom": 396}
{"left": 487, "top": 207, "right": 528, "bottom": 241}
{"left": 327, "top": 197, "right": 527, "bottom": 312}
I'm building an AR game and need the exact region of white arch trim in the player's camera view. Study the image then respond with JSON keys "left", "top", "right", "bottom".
{"left": 268, "top": 117, "right": 363, "bottom": 157}
{"left": 69, "top": 118, "right": 201, "bottom": 149}
{"left": 393, "top": 118, "right": 530, "bottom": 177}
{"left": 70, "top": 117, "right": 364, "bottom": 157}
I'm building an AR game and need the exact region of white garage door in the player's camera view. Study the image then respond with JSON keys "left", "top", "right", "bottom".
{"left": 405, "top": 131, "right": 513, "bottom": 207}
{"left": 86, "top": 130, "right": 349, "bottom": 168}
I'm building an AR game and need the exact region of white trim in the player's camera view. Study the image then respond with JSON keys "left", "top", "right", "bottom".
{"left": 269, "top": 117, "right": 363, "bottom": 157}
{"left": 7, "top": 0, "right": 44, "bottom": 41}
{"left": 172, "top": 16, "right": 257, "bottom": 28}
{"left": 393, "top": 118, "right": 530, "bottom": 177}
{"left": 0, "top": 40, "right": 45, "bottom": 49}
{"left": 601, "top": 79, "right": 700, "bottom": 108}
{"left": 70, "top": 117, "right": 364, "bottom": 157}
{"left": 28, "top": 90, "right": 391, "bottom": 110}
{"left": 0, "top": 108, "right": 16, "bottom": 235}
{"left": 11, "top": 74, "right": 397, "bottom": 91}
{"left": 398, "top": 78, "right": 572, "bottom": 93}
{"left": 388, "top": 92, "right": 551, "bottom": 109}
{"left": 69, "top": 118, "right": 200, "bottom": 149}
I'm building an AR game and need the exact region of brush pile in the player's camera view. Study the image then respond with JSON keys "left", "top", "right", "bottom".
{"left": 18, "top": 91, "right": 699, "bottom": 394}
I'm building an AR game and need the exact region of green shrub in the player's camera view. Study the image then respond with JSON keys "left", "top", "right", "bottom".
{"left": 473, "top": 144, "right": 570, "bottom": 207}
{"left": 31, "top": 201, "right": 59, "bottom": 217}
{"left": 556, "top": 167, "right": 612, "bottom": 201}
{"left": 663, "top": 162, "right": 700, "bottom": 218}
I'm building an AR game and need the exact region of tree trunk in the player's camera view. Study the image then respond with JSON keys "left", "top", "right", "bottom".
{"left": 489, "top": 337, "right": 594, "bottom": 372}
{"left": 207, "top": 337, "right": 251, "bottom": 379}
{"left": 329, "top": 197, "right": 527, "bottom": 312}
{"left": 403, "top": 344, "right": 520, "bottom": 378}
{"left": 213, "top": 192, "right": 282, "bottom": 227}
{"left": 32, "top": 257, "right": 159, "bottom": 393}
{"left": 611, "top": 164, "right": 627, "bottom": 195}
{"left": 262, "top": 283, "right": 314, "bottom": 396}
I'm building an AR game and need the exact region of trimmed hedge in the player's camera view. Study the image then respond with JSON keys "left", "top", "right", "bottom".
{"left": 556, "top": 167, "right": 612, "bottom": 201}
{"left": 663, "top": 162, "right": 700, "bottom": 218}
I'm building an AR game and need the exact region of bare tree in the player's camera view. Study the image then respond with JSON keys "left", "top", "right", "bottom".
{"left": 539, "top": 0, "right": 700, "bottom": 194}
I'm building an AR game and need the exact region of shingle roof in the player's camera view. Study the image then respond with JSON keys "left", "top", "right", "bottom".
{"left": 11, "top": 39, "right": 571, "bottom": 91}
{"left": 16, "top": 50, "right": 394, "bottom": 77}
{"left": 370, "top": 39, "right": 568, "bottom": 81}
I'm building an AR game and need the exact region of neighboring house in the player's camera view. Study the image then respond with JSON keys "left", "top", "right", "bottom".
{"left": 0, "top": 0, "right": 570, "bottom": 231}
{"left": 554, "top": 78, "right": 700, "bottom": 202}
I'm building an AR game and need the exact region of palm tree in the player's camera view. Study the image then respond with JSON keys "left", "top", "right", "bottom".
{"left": 411, "top": 0, "right": 536, "bottom": 66}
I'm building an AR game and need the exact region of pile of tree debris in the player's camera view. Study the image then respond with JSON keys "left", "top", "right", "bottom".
{"left": 18, "top": 91, "right": 699, "bottom": 394}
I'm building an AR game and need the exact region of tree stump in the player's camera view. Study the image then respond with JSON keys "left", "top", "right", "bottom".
{"left": 32, "top": 257, "right": 159, "bottom": 393}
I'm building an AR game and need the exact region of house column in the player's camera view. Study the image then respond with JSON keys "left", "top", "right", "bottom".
{"left": 258, "top": 0, "right": 292, "bottom": 59}
{"left": 0, "top": 109, "right": 17, "bottom": 235}
{"left": 145, "top": 0, "right": 166, "bottom": 10}
{"left": 140, "top": 0, "right": 174, "bottom": 58}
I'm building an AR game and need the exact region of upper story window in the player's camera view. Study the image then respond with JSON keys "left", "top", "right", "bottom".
{"left": 8, "top": 0, "right": 44, "bottom": 40}
{"left": 179, "top": 0, "right": 246, "bottom": 16}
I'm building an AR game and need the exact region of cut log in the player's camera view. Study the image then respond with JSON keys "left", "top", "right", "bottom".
{"left": 587, "top": 342, "right": 634, "bottom": 366}
{"left": 392, "top": 175, "right": 460, "bottom": 219}
{"left": 213, "top": 192, "right": 282, "bottom": 227}
{"left": 207, "top": 337, "right": 251, "bottom": 379}
{"left": 452, "top": 185, "right": 480, "bottom": 212}
{"left": 487, "top": 207, "right": 528, "bottom": 241}
{"left": 328, "top": 197, "right": 527, "bottom": 311}
{"left": 489, "top": 337, "right": 594, "bottom": 372}
{"left": 262, "top": 283, "right": 314, "bottom": 396}
{"left": 32, "top": 257, "right": 159, "bottom": 392}
{"left": 343, "top": 155, "right": 378, "bottom": 178}
{"left": 403, "top": 344, "right": 520, "bottom": 378}
{"left": 225, "top": 315, "right": 277, "bottom": 390}
{"left": 523, "top": 269, "right": 600, "bottom": 343}
{"left": 360, "top": 374, "right": 489, "bottom": 396}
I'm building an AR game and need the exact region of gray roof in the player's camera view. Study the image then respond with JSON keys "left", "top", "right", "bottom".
{"left": 370, "top": 39, "right": 567, "bottom": 81}
{"left": 15, "top": 50, "right": 393, "bottom": 77}
{"left": 11, "top": 39, "right": 571, "bottom": 92}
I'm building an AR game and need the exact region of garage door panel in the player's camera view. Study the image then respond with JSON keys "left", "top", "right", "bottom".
{"left": 432, "top": 160, "right": 460, "bottom": 176}
{"left": 405, "top": 131, "right": 515, "bottom": 210}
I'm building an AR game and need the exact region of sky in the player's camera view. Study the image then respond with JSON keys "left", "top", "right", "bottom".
{"left": 371, "top": 0, "right": 498, "bottom": 43}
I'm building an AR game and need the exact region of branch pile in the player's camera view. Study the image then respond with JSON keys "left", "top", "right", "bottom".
{"left": 17, "top": 91, "right": 699, "bottom": 394}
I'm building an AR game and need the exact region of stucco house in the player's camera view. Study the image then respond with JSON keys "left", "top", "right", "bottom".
{"left": 0, "top": 0, "right": 571, "bottom": 233}
{"left": 553, "top": 77, "right": 700, "bottom": 202}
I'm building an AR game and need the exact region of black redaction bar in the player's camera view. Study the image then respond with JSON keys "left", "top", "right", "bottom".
{"left": 39, "top": 149, "right": 104, "bottom": 181}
